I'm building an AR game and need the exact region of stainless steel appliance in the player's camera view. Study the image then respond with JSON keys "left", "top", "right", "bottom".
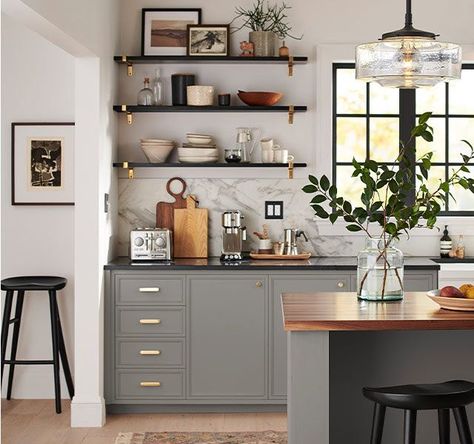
{"left": 221, "top": 210, "right": 247, "bottom": 261}
{"left": 283, "top": 228, "right": 308, "bottom": 255}
{"left": 130, "top": 228, "right": 172, "bottom": 261}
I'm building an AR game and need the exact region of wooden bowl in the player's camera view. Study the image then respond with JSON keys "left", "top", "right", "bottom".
{"left": 237, "top": 90, "right": 283, "bottom": 106}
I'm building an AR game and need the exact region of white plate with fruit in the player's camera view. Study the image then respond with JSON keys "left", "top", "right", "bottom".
{"left": 427, "top": 284, "right": 474, "bottom": 311}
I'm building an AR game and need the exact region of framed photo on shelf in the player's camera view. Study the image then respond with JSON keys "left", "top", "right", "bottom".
{"left": 11, "top": 122, "right": 75, "bottom": 205}
{"left": 141, "top": 8, "right": 202, "bottom": 56}
{"left": 187, "top": 24, "right": 230, "bottom": 57}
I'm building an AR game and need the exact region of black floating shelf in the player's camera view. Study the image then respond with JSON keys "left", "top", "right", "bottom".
{"left": 113, "top": 105, "right": 307, "bottom": 113}
{"left": 114, "top": 55, "right": 308, "bottom": 64}
{"left": 113, "top": 162, "right": 307, "bottom": 168}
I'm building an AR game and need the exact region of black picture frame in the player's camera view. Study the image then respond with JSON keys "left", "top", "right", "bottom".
{"left": 186, "top": 24, "right": 230, "bottom": 57}
{"left": 141, "top": 8, "right": 202, "bottom": 56}
{"left": 11, "top": 122, "right": 75, "bottom": 206}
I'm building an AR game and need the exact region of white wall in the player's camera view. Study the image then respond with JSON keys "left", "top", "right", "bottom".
{"left": 1, "top": 14, "right": 75, "bottom": 398}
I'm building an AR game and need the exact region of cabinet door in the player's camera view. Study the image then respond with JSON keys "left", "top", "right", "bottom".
{"left": 188, "top": 275, "right": 267, "bottom": 399}
{"left": 271, "top": 274, "right": 351, "bottom": 399}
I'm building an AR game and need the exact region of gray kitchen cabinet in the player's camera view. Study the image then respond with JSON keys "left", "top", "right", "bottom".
{"left": 270, "top": 273, "right": 353, "bottom": 398}
{"left": 188, "top": 275, "right": 267, "bottom": 399}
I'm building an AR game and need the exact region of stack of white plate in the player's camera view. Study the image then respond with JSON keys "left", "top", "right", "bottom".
{"left": 178, "top": 133, "right": 219, "bottom": 163}
{"left": 140, "top": 139, "right": 175, "bottom": 163}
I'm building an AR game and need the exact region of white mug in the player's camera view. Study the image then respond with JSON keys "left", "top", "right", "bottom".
{"left": 274, "top": 149, "right": 294, "bottom": 164}
{"left": 260, "top": 138, "right": 276, "bottom": 151}
{"left": 261, "top": 149, "right": 274, "bottom": 163}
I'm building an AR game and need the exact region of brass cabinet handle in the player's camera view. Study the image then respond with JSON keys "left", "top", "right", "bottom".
{"left": 139, "top": 287, "right": 160, "bottom": 293}
{"left": 140, "top": 350, "right": 161, "bottom": 356}
{"left": 139, "top": 319, "right": 161, "bottom": 325}
{"left": 140, "top": 381, "right": 161, "bottom": 387}
{"left": 256, "top": 281, "right": 263, "bottom": 288}
{"left": 337, "top": 282, "right": 345, "bottom": 288}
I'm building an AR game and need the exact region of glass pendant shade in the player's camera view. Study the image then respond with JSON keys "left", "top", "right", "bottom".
{"left": 356, "top": 38, "right": 462, "bottom": 88}
{"left": 355, "top": 0, "right": 462, "bottom": 88}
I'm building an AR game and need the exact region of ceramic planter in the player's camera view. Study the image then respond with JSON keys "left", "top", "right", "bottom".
{"left": 249, "top": 31, "right": 276, "bottom": 57}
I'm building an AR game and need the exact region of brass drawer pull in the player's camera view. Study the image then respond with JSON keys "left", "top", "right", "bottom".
{"left": 140, "top": 350, "right": 161, "bottom": 356}
{"left": 139, "top": 319, "right": 161, "bottom": 325}
{"left": 256, "top": 281, "right": 263, "bottom": 288}
{"left": 337, "top": 282, "right": 345, "bottom": 288}
{"left": 140, "top": 381, "right": 161, "bottom": 387}
{"left": 139, "top": 287, "right": 160, "bottom": 293}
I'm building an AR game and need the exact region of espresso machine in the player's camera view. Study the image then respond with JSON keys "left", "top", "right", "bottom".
{"left": 221, "top": 210, "right": 247, "bottom": 261}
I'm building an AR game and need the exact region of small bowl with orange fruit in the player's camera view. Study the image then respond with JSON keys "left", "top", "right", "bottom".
{"left": 427, "top": 284, "right": 474, "bottom": 311}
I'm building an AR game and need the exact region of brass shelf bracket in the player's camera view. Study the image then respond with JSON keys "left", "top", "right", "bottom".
{"left": 288, "top": 105, "right": 295, "bottom": 124}
{"left": 122, "top": 56, "right": 133, "bottom": 77}
{"left": 121, "top": 161, "right": 134, "bottom": 179}
{"left": 288, "top": 56, "right": 294, "bottom": 77}
{"left": 121, "top": 105, "right": 133, "bottom": 125}
{"left": 288, "top": 158, "right": 294, "bottom": 179}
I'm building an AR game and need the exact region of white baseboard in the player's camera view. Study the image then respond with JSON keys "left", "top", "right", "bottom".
{"left": 71, "top": 395, "right": 106, "bottom": 427}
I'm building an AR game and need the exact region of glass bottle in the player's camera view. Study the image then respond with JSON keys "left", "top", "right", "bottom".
{"left": 456, "top": 235, "right": 465, "bottom": 259}
{"left": 440, "top": 225, "right": 452, "bottom": 258}
{"left": 152, "top": 69, "right": 163, "bottom": 105}
{"left": 357, "top": 237, "right": 404, "bottom": 301}
{"left": 137, "top": 77, "right": 153, "bottom": 106}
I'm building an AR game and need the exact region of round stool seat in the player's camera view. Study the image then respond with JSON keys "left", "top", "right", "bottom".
{"left": 1, "top": 276, "right": 67, "bottom": 291}
{"left": 363, "top": 380, "right": 474, "bottom": 410}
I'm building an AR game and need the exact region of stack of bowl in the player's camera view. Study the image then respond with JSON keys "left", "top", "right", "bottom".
{"left": 178, "top": 133, "right": 219, "bottom": 163}
{"left": 140, "top": 139, "right": 175, "bottom": 163}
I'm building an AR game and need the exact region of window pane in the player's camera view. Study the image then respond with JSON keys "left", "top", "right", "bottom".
{"left": 416, "top": 82, "right": 446, "bottom": 115}
{"left": 449, "top": 169, "right": 474, "bottom": 211}
{"left": 336, "top": 69, "right": 366, "bottom": 114}
{"left": 370, "top": 82, "right": 399, "bottom": 114}
{"left": 416, "top": 165, "right": 445, "bottom": 196}
{"left": 336, "top": 117, "right": 366, "bottom": 162}
{"left": 369, "top": 118, "right": 399, "bottom": 162}
{"left": 416, "top": 117, "right": 445, "bottom": 162}
{"left": 449, "top": 118, "right": 474, "bottom": 161}
{"left": 449, "top": 69, "right": 474, "bottom": 114}
{"left": 336, "top": 166, "right": 364, "bottom": 208}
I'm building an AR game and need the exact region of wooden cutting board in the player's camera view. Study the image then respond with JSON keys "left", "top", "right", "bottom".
{"left": 174, "top": 195, "right": 208, "bottom": 258}
{"left": 156, "top": 177, "right": 187, "bottom": 229}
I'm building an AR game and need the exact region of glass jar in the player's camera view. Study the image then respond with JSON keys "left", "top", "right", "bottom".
{"left": 357, "top": 237, "right": 404, "bottom": 301}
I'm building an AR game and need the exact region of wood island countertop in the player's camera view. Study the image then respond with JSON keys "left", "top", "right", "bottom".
{"left": 282, "top": 292, "right": 474, "bottom": 331}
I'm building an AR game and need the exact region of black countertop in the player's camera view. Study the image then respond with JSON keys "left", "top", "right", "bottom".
{"left": 105, "top": 256, "right": 440, "bottom": 271}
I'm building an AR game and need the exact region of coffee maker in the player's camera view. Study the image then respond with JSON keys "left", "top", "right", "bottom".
{"left": 221, "top": 210, "right": 247, "bottom": 261}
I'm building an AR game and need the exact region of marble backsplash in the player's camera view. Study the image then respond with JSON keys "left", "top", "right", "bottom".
{"left": 118, "top": 178, "right": 360, "bottom": 257}
{"left": 118, "top": 178, "right": 467, "bottom": 258}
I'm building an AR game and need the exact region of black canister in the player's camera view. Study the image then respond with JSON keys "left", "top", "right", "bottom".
{"left": 171, "top": 74, "right": 196, "bottom": 106}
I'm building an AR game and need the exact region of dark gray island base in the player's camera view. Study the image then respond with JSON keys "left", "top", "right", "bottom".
{"left": 104, "top": 257, "right": 439, "bottom": 414}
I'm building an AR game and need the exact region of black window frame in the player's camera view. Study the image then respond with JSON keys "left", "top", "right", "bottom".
{"left": 332, "top": 62, "right": 474, "bottom": 216}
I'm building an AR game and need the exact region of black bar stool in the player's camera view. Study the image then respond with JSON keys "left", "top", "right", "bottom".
{"left": 363, "top": 380, "right": 474, "bottom": 444}
{"left": 1, "top": 276, "right": 74, "bottom": 413}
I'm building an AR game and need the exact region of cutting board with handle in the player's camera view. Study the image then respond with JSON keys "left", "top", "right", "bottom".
{"left": 155, "top": 177, "right": 187, "bottom": 229}
{"left": 174, "top": 195, "right": 208, "bottom": 258}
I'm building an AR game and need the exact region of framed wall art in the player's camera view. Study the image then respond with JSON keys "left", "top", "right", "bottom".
{"left": 141, "top": 8, "right": 202, "bottom": 56}
{"left": 11, "top": 122, "right": 75, "bottom": 205}
{"left": 187, "top": 24, "right": 230, "bottom": 57}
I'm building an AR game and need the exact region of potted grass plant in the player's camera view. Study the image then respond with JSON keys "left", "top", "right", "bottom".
{"left": 303, "top": 113, "right": 474, "bottom": 301}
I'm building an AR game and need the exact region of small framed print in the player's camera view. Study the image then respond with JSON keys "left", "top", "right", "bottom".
{"left": 187, "top": 24, "right": 230, "bottom": 57}
{"left": 141, "top": 8, "right": 202, "bottom": 56}
{"left": 11, "top": 122, "right": 75, "bottom": 205}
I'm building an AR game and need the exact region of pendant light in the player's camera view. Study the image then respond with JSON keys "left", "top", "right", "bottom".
{"left": 356, "top": 0, "right": 462, "bottom": 88}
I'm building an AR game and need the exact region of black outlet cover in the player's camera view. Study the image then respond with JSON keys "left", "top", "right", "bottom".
{"left": 265, "top": 201, "right": 283, "bottom": 219}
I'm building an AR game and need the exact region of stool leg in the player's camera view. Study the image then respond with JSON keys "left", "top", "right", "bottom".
{"left": 54, "top": 297, "right": 74, "bottom": 398}
{"left": 370, "top": 403, "right": 386, "bottom": 444}
{"left": 1, "top": 290, "right": 14, "bottom": 380}
{"left": 404, "top": 410, "right": 417, "bottom": 444}
{"left": 453, "top": 407, "right": 473, "bottom": 444}
{"left": 7, "top": 290, "right": 25, "bottom": 400}
{"left": 438, "top": 409, "right": 451, "bottom": 444}
{"left": 48, "top": 290, "right": 61, "bottom": 414}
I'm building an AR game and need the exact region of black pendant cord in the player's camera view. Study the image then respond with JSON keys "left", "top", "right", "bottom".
{"left": 405, "top": 0, "right": 413, "bottom": 28}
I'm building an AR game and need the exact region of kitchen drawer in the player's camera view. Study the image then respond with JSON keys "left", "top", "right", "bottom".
{"left": 116, "top": 369, "right": 185, "bottom": 399}
{"left": 116, "top": 275, "right": 184, "bottom": 305}
{"left": 116, "top": 307, "right": 185, "bottom": 336}
{"left": 116, "top": 338, "right": 185, "bottom": 368}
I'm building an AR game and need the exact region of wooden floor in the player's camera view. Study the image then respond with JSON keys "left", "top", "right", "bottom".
{"left": 1, "top": 400, "right": 287, "bottom": 444}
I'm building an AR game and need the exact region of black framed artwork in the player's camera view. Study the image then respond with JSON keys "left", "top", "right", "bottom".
{"left": 11, "top": 122, "right": 75, "bottom": 205}
{"left": 187, "top": 24, "right": 230, "bottom": 57}
{"left": 141, "top": 8, "right": 202, "bottom": 56}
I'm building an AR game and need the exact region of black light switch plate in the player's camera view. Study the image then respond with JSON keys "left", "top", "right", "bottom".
{"left": 265, "top": 201, "right": 283, "bottom": 219}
